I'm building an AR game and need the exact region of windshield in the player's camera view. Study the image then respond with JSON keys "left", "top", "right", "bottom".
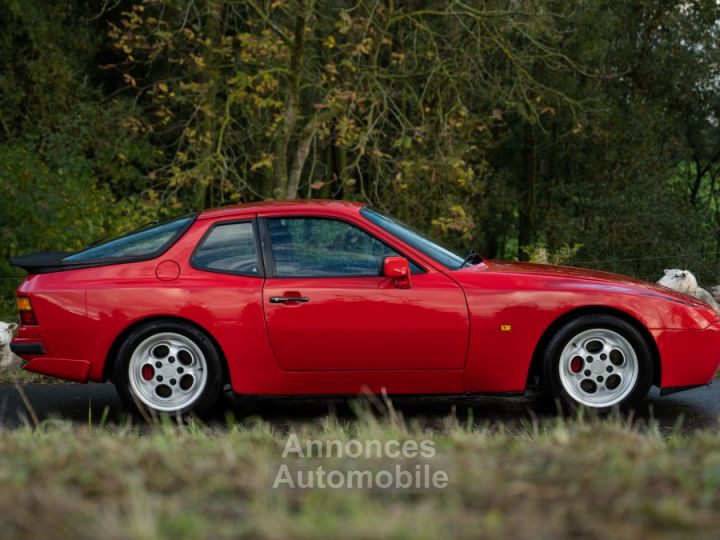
{"left": 64, "top": 215, "right": 196, "bottom": 262}
{"left": 361, "top": 208, "right": 466, "bottom": 269}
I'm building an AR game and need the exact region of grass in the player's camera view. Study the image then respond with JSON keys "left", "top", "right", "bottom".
{"left": 0, "top": 402, "right": 719, "bottom": 539}
{"left": 0, "top": 364, "right": 55, "bottom": 384}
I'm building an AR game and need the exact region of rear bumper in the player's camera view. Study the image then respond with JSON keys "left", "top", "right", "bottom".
{"left": 9, "top": 342, "right": 45, "bottom": 356}
{"left": 10, "top": 338, "right": 90, "bottom": 382}
{"left": 23, "top": 357, "right": 90, "bottom": 382}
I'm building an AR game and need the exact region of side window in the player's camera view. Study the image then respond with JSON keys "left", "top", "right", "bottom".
{"left": 64, "top": 215, "right": 195, "bottom": 262}
{"left": 193, "top": 221, "right": 260, "bottom": 275}
{"left": 267, "top": 217, "right": 417, "bottom": 277}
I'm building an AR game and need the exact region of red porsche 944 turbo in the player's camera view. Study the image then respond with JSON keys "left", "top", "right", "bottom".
{"left": 9, "top": 200, "right": 720, "bottom": 415}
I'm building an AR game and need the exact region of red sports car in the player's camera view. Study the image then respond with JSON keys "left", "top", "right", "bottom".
{"left": 9, "top": 200, "right": 720, "bottom": 415}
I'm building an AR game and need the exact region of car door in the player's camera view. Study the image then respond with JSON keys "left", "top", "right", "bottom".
{"left": 260, "top": 214, "right": 469, "bottom": 371}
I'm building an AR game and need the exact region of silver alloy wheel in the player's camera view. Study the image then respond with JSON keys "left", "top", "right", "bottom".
{"left": 558, "top": 328, "right": 639, "bottom": 408}
{"left": 128, "top": 332, "right": 208, "bottom": 412}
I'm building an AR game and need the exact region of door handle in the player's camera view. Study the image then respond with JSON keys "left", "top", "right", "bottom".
{"left": 269, "top": 296, "right": 310, "bottom": 304}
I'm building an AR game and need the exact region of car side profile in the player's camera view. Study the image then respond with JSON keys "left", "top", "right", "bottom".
{"left": 9, "top": 200, "right": 720, "bottom": 415}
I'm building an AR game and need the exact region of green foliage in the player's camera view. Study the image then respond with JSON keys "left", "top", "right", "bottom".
{"left": 0, "top": 0, "right": 174, "bottom": 310}
{"left": 524, "top": 243, "right": 583, "bottom": 266}
{"left": 2, "top": 0, "right": 720, "bottom": 294}
{"left": 0, "top": 144, "right": 110, "bottom": 255}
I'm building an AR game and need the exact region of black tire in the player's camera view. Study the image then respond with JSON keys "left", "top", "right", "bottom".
{"left": 112, "top": 320, "right": 224, "bottom": 417}
{"left": 540, "top": 314, "right": 653, "bottom": 412}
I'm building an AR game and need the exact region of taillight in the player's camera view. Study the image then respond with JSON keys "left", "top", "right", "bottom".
{"left": 17, "top": 295, "right": 37, "bottom": 325}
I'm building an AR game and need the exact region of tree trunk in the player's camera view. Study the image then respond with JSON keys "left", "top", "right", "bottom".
{"left": 286, "top": 127, "right": 315, "bottom": 199}
{"left": 518, "top": 123, "right": 537, "bottom": 260}
{"left": 272, "top": 2, "right": 308, "bottom": 199}
{"left": 195, "top": 0, "right": 222, "bottom": 210}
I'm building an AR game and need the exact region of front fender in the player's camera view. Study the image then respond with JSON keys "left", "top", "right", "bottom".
{"left": 458, "top": 274, "right": 718, "bottom": 393}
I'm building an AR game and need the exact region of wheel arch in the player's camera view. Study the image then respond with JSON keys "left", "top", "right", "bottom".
{"left": 102, "top": 315, "right": 229, "bottom": 383}
{"left": 525, "top": 306, "right": 661, "bottom": 391}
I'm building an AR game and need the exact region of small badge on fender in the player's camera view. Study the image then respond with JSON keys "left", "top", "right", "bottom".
{"left": 500, "top": 324, "right": 512, "bottom": 332}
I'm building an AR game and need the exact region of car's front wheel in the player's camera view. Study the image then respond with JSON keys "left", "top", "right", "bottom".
{"left": 113, "top": 320, "right": 224, "bottom": 417}
{"left": 541, "top": 314, "right": 653, "bottom": 411}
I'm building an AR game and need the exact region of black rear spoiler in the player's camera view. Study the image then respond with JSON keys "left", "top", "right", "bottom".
{"left": 9, "top": 252, "right": 88, "bottom": 274}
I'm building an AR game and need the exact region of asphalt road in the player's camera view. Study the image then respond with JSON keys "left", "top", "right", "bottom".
{"left": 1, "top": 382, "right": 719, "bottom": 432}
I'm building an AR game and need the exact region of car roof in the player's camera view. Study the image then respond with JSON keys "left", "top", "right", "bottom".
{"left": 197, "top": 199, "right": 365, "bottom": 220}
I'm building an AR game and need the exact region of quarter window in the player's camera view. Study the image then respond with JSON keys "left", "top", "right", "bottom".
{"left": 267, "top": 217, "right": 417, "bottom": 277}
{"left": 64, "top": 215, "right": 195, "bottom": 262}
{"left": 193, "top": 221, "right": 260, "bottom": 275}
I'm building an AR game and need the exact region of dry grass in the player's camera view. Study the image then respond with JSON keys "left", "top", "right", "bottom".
{"left": 0, "top": 402, "right": 719, "bottom": 540}
{"left": 0, "top": 365, "right": 55, "bottom": 385}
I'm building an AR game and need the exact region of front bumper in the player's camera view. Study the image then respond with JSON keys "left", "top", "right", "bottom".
{"left": 652, "top": 322, "right": 720, "bottom": 389}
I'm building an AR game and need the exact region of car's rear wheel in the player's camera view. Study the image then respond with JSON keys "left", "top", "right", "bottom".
{"left": 113, "top": 320, "right": 224, "bottom": 417}
{"left": 541, "top": 314, "right": 653, "bottom": 411}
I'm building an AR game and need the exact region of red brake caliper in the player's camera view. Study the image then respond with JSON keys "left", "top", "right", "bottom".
{"left": 570, "top": 356, "right": 583, "bottom": 373}
{"left": 141, "top": 364, "right": 155, "bottom": 381}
